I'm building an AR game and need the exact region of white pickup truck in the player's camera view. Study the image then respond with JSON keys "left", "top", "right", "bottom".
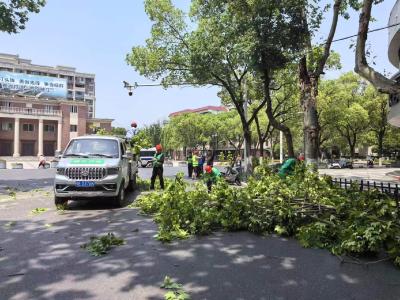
{"left": 54, "top": 135, "right": 138, "bottom": 207}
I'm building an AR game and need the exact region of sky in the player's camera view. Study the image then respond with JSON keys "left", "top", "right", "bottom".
{"left": 0, "top": 0, "right": 397, "bottom": 129}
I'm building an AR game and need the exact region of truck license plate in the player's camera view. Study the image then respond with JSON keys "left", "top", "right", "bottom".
{"left": 75, "top": 181, "right": 95, "bottom": 188}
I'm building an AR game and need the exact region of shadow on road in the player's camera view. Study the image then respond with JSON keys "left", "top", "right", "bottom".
{"left": 1, "top": 188, "right": 400, "bottom": 300}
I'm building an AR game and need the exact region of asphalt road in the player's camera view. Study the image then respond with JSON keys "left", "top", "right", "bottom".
{"left": 1, "top": 167, "right": 400, "bottom": 299}
{"left": 0, "top": 166, "right": 188, "bottom": 194}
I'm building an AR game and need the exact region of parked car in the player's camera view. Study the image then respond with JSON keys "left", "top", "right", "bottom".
{"left": 139, "top": 148, "right": 156, "bottom": 168}
{"left": 54, "top": 136, "right": 138, "bottom": 207}
{"left": 339, "top": 159, "right": 353, "bottom": 169}
{"left": 328, "top": 159, "right": 353, "bottom": 169}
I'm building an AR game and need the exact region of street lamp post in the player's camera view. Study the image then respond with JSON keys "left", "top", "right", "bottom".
{"left": 123, "top": 80, "right": 203, "bottom": 96}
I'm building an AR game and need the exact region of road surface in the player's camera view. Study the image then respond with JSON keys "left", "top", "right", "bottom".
{"left": 1, "top": 167, "right": 400, "bottom": 299}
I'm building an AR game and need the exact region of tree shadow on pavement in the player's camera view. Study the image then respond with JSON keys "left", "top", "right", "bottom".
{"left": 1, "top": 191, "right": 400, "bottom": 300}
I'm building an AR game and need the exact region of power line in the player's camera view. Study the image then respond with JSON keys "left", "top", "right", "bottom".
{"left": 331, "top": 21, "right": 400, "bottom": 43}
{"left": 125, "top": 22, "right": 400, "bottom": 91}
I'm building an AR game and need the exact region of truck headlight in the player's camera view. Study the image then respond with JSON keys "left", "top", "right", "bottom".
{"left": 56, "top": 168, "right": 65, "bottom": 175}
{"left": 107, "top": 167, "right": 120, "bottom": 175}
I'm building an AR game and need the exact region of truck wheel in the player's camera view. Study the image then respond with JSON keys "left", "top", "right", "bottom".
{"left": 55, "top": 196, "right": 68, "bottom": 208}
{"left": 128, "top": 173, "right": 137, "bottom": 191}
{"left": 114, "top": 183, "right": 126, "bottom": 207}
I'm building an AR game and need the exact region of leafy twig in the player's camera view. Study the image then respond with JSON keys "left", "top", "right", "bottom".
{"left": 81, "top": 233, "right": 125, "bottom": 256}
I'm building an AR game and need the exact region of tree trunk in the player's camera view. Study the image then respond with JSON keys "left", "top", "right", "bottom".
{"left": 350, "top": 143, "right": 356, "bottom": 159}
{"left": 299, "top": 57, "right": 320, "bottom": 165}
{"left": 243, "top": 128, "right": 253, "bottom": 173}
{"left": 270, "top": 137, "right": 274, "bottom": 160}
{"left": 355, "top": 0, "right": 400, "bottom": 94}
{"left": 378, "top": 131, "right": 384, "bottom": 158}
{"left": 284, "top": 131, "right": 294, "bottom": 159}
{"left": 254, "top": 115, "right": 264, "bottom": 158}
{"left": 259, "top": 140, "right": 264, "bottom": 158}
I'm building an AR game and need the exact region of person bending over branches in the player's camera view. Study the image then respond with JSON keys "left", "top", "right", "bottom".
{"left": 204, "top": 165, "right": 221, "bottom": 192}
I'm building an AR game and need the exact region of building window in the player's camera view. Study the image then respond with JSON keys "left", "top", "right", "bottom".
{"left": 75, "top": 91, "right": 84, "bottom": 101}
{"left": 70, "top": 105, "right": 78, "bottom": 113}
{"left": 1, "top": 122, "right": 13, "bottom": 131}
{"left": 45, "top": 105, "right": 54, "bottom": 112}
{"left": 44, "top": 124, "right": 55, "bottom": 132}
{"left": 23, "top": 123, "right": 34, "bottom": 132}
{"left": 70, "top": 125, "right": 77, "bottom": 132}
{"left": 0, "top": 101, "right": 12, "bottom": 107}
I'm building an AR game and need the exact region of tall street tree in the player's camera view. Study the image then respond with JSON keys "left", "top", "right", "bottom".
{"left": 127, "top": 0, "right": 266, "bottom": 172}
{"left": 297, "top": 0, "right": 358, "bottom": 164}
{"left": 194, "top": 0, "right": 315, "bottom": 159}
{"left": 323, "top": 72, "right": 370, "bottom": 158}
{"left": 364, "top": 85, "right": 389, "bottom": 161}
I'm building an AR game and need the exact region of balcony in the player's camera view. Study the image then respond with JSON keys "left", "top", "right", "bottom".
{"left": 0, "top": 106, "right": 62, "bottom": 117}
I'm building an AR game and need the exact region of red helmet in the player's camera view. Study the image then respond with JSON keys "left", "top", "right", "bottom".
{"left": 205, "top": 165, "right": 212, "bottom": 173}
{"left": 156, "top": 144, "right": 162, "bottom": 151}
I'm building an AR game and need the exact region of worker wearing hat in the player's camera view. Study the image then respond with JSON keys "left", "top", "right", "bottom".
{"left": 150, "top": 144, "right": 165, "bottom": 189}
{"left": 204, "top": 165, "right": 221, "bottom": 192}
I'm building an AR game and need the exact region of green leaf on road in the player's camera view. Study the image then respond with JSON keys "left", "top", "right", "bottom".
{"left": 56, "top": 203, "right": 68, "bottom": 212}
{"left": 81, "top": 233, "right": 125, "bottom": 256}
{"left": 30, "top": 208, "right": 49, "bottom": 215}
{"left": 161, "top": 276, "right": 183, "bottom": 290}
{"left": 4, "top": 221, "right": 16, "bottom": 228}
{"left": 161, "top": 276, "right": 190, "bottom": 300}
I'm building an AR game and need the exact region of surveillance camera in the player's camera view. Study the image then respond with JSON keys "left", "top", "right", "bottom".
{"left": 128, "top": 91, "right": 133, "bottom": 96}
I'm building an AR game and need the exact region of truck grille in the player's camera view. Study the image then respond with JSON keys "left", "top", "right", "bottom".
{"left": 65, "top": 167, "right": 106, "bottom": 180}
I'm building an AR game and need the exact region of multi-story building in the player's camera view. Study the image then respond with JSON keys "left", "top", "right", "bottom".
{"left": 388, "top": 0, "right": 400, "bottom": 126}
{"left": 0, "top": 53, "right": 96, "bottom": 117}
{"left": 0, "top": 53, "right": 113, "bottom": 157}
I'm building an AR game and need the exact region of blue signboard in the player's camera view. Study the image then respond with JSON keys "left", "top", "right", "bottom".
{"left": 0, "top": 71, "right": 67, "bottom": 99}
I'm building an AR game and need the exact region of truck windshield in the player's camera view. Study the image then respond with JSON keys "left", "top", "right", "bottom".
{"left": 64, "top": 139, "right": 119, "bottom": 158}
{"left": 140, "top": 150, "right": 156, "bottom": 157}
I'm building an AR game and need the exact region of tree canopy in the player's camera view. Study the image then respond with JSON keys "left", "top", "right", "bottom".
{"left": 0, "top": 0, "right": 45, "bottom": 33}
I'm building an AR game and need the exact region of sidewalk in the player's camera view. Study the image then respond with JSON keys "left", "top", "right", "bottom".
{"left": 0, "top": 156, "right": 55, "bottom": 170}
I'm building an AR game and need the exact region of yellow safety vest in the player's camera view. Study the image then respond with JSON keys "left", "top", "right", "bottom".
{"left": 192, "top": 155, "right": 199, "bottom": 167}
